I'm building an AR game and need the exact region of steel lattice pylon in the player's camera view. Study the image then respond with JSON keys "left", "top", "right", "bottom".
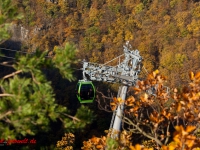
{"left": 81, "top": 41, "right": 142, "bottom": 86}
{"left": 80, "top": 41, "right": 143, "bottom": 139}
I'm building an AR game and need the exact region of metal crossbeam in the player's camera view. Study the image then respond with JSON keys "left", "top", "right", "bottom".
{"left": 82, "top": 41, "right": 142, "bottom": 86}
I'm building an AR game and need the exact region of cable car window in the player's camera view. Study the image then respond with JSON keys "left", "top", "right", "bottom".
{"left": 80, "top": 84, "right": 94, "bottom": 100}
{"left": 76, "top": 81, "right": 95, "bottom": 103}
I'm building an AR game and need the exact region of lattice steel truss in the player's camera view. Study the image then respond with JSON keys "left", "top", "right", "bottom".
{"left": 82, "top": 41, "right": 142, "bottom": 86}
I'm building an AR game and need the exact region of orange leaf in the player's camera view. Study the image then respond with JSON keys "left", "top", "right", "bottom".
{"left": 110, "top": 102, "right": 117, "bottom": 111}
{"left": 185, "top": 135, "right": 196, "bottom": 148}
{"left": 111, "top": 106, "right": 117, "bottom": 111}
{"left": 173, "top": 134, "right": 181, "bottom": 144}
{"left": 185, "top": 126, "right": 196, "bottom": 133}
{"left": 168, "top": 142, "right": 178, "bottom": 150}
{"left": 161, "top": 145, "right": 168, "bottom": 150}
{"left": 135, "top": 144, "right": 141, "bottom": 150}
{"left": 126, "top": 96, "right": 135, "bottom": 103}
{"left": 129, "top": 144, "right": 136, "bottom": 150}
{"left": 174, "top": 125, "right": 184, "bottom": 133}
{"left": 147, "top": 74, "right": 154, "bottom": 80}
{"left": 175, "top": 125, "right": 188, "bottom": 136}
{"left": 110, "top": 102, "right": 116, "bottom": 106}
{"left": 113, "top": 97, "right": 118, "bottom": 103}
{"left": 96, "top": 145, "right": 103, "bottom": 149}
{"left": 195, "top": 72, "right": 200, "bottom": 81}
{"left": 133, "top": 87, "right": 141, "bottom": 94}
{"left": 149, "top": 114, "right": 158, "bottom": 123}
{"left": 174, "top": 88, "right": 178, "bottom": 93}
{"left": 176, "top": 103, "right": 182, "bottom": 112}
{"left": 91, "top": 137, "right": 99, "bottom": 144}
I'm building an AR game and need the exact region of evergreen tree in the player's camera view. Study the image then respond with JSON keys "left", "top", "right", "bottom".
{"left": 0, "top": 0, "right": 94, "bottom": 143}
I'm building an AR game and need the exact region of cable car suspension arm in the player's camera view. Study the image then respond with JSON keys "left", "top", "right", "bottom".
{"left": 82, "top": 41, "right": 143, "bottom": 86}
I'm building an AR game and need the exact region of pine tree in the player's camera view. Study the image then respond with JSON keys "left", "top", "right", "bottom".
{"left": 0, "top": 0, "right": 94, "bottom": 141}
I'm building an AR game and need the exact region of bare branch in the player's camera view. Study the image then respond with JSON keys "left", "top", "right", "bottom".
{"left": 164, "top": 121, "right": 171, "bottom": 145}
{"left": 123, "top": 116, "right": 163, "bottom": 146}
{"left": 0, "top": 110, "right": 12, "bottom": 120}
{"left": 95, "top": 88, "right": 114, "bottom": 112}
{"left": 2, "top": 70, "right": 22, "bottom": 80}
{"left": 0, "top": 86, "right": 5, "bottom": 93}
{"left": 0, "top": 62, "right": 14, "bottom": 67}
{"left": 61, "top": 113, "right": 81, "bottom": 122}
{"left": 0, "top": 93, "right": 14, "bottom": 97}
{"left": 31, "top": 71, "right": 40, "bottom": 85}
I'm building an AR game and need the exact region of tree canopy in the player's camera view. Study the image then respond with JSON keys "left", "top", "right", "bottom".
{"left": 9, "top": 0, "right": 200, "bottom": 88}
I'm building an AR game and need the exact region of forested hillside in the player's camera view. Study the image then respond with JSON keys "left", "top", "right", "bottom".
{"left": 12, "top": 0, "right": 200, "bottom": 88}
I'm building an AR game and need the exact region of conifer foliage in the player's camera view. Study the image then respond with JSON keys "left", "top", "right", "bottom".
{"left": 0, "top": 43, "right": 94, "bottom": 139}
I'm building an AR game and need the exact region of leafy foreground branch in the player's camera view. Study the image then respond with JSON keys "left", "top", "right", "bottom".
{"left": 57, "top": 71, "right": 200, "bottom": 150}
{"left": 0, "top": 43, "right": 94, "bottom": 139}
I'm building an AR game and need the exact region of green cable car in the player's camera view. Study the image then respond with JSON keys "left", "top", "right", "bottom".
{"left": 75, "top": 80, "right": 95, "bottom": 103}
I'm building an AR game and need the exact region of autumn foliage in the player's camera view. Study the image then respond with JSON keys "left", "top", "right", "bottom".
{"left": 81, "top": 71, "right": 200, "bottom": 149}
{"left": 11, "top": 0, "right": 200, "bottom": 89}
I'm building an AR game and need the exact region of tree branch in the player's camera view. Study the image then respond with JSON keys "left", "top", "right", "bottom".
{"left": 0, "top": 62, "right": 13, "bottom": 67}
{"left": 123, "top": 116, "right": 163, "bottom": 146}
{"left": 0, "top": 110, "right": 12, "bottom": 120}
{"left": 31, "top": 71, "right": 40, "bottom": 85}
{"left": 61, "top": 113, "right": 81, "bottom": 122}
{"left": 164, "top": 121, "right": 171, "bottom": 145}
{"left": 0, "top": 93, "right": 14, "bottom": 97}
{"left": 2, "top": 70, "right": 22, "bottom": 80}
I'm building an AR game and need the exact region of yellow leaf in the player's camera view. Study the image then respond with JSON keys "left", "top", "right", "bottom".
{"left": 144, "top": 93, "right": 148, "bottom": 100}
{"left": 189, "top": 72, "right": 195, "bottom": 81}
{"left": 153, "top": 70, "right": 159, "bottom": 77}
{"left": 117, "top": 97, "right": 124, "bottom": 103}
{"left": 140, "top": 93, "right": 148, "bottom": 102}
{"left": 155, "top": 69, "right": 159, "bottom": 74}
